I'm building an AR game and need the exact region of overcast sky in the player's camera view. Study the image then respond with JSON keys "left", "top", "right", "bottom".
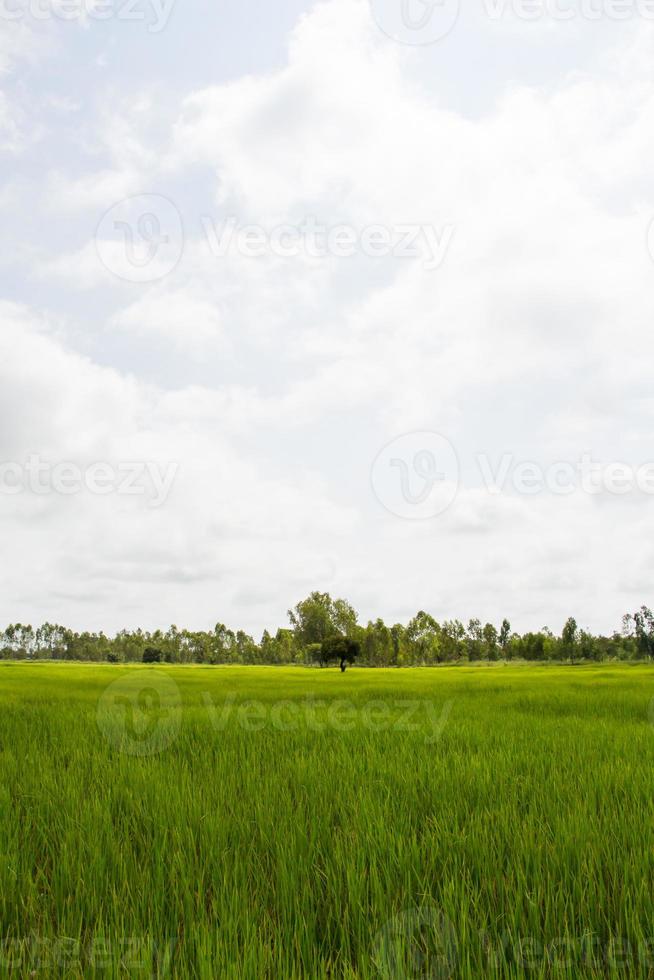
{"left": 2, "top": 0, "right": 654, "bottom": 638}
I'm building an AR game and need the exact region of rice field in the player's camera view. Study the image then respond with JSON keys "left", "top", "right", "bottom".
{"left": 1, "top": 662, "right": 654, "bottom": 978}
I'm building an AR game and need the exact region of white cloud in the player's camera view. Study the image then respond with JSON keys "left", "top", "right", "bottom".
{"left": 0, "top": 90, "right": 29, "bottom": 154}
{"left": 0, "top": 302, "right": 358, "bottom": 633}
{"left": 44, "top": 168, "right": 140, "bottom": 213}
{"left": 110, "top": 287, "right": 225, "bottom": 348}
{"left": 5, "top": 1, "right": 654, "bottom": 634}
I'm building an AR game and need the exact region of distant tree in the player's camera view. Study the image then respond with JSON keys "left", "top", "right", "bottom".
{"left": 114, "top": 629, "right": 146, "bottom": 663}
{"left": 288, "top": 592, "right": 358, "bottom": 648}
{"left": 482, "top": 623, "right": 499, "bottom": 661}
{"left": 631, "top": 606, "right": 654, "bottom": 659}
{"left": 332, "top": 598, "right": 359, "bottom": 637}
{"left": 307, "top": 643, "right": 325, "bottom": 666}
{"left": 520, "top": 632, "right": 546, "bottom": 661}
{"left": 35, "top": 623, "right": 66, "bottom": 659}
{"left": 363, "top": 619, "right": 394, "bottom": 666}
{"left": 406, "top": 611, "right": 441, "bottom": 664}
{"left": 164, "top": 624, "right": 182, "bottom": 663}
{"left": 441, "top": 620, "right": 466, "bottom": 662}
{"left": 2, "top": 603, "right": 648, "bottom": 668}
{"left": 3, "top": 624, "right": 36, "bottom": 659}
{"left": 235, "top": 630, "right": 258, "bottom": 665}
{"left": 390, "top": 623, "right": 407, "bottom": 666}
{"left": 210, "top": 623, "right": 236, "bottom": 665}
{"left": 499, "top": 619, "right": 511, "bottom": 654}
{"left": 320, "top": 635, "right": 360, "bottom": 672}
{"left": 467, "top": 618, "right": 483, "bottom": 661}
{"left": 275, "top": 628, "right": 300, "bottom": 664}
{"left": 561, "top": 617, "right": 579, "bottom": 664}
{"left": 578, "top": 629, "right": 600, "bottom": 662}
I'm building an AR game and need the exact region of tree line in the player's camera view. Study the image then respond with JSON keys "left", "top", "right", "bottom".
{"left": 2, "top": 594, "right": 654, "bottom": 667}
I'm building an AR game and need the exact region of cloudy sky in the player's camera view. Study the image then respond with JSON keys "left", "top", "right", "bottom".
{"left": 2, "top": 0, "right": 654, "bottom": 638}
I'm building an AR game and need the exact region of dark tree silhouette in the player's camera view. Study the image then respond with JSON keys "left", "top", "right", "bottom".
{"left": 320, "top": 636, "right": 360, "bottom": 672}
{"left": 143, "top": 647, "right": 162, "bottom": 664}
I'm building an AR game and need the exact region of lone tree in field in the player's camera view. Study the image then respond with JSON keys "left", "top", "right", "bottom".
{"left": 320, "top": 635, "right": 360, "bottom": 673}
{"left": 288, "top": 591, "right": 360, "bottom": 670}
{"left": 288, "top": 591, "right": 358, "bottom": 647}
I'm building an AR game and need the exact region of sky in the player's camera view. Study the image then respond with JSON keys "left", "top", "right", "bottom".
{"left": 2, "top": 0, "right": 654, "bottom": 638}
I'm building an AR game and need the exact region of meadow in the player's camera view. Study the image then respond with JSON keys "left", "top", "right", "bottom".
{"left": 1, "top": 662, "right": 654, "bottom": 978}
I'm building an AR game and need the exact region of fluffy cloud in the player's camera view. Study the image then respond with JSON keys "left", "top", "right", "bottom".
{"left": 4, "top": 1, "right": 654, "bottom": 634}
{"left": 0, "top": 302, "right": 359, "bottom": 632}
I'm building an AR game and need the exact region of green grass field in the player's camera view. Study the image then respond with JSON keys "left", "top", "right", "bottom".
{"left": 1, "top": 663, "right": 654, "bottom": 978}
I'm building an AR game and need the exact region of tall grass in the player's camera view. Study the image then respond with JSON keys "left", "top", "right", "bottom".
{"left": 1, "top": 663, "right": 653, "bottom": 977}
